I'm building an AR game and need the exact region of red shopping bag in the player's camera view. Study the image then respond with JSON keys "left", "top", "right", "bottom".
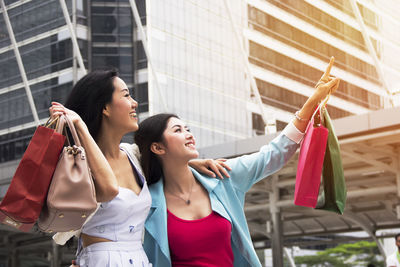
{"left": 0, "top": 118, "right": 65, "bottom": 231}
{"left": 294, "top": 108, "right": 329, "bottom": 208}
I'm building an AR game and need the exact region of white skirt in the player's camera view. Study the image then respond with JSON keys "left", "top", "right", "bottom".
{"left": 76, "top": 241, "right": 152, "bottom": 267}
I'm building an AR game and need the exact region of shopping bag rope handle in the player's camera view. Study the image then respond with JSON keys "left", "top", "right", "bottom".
{"left": 310, "top": 93, "right": 331, "bottom": 122}
{"left": 44, "top": 116, "right": 60, "bottom": 129}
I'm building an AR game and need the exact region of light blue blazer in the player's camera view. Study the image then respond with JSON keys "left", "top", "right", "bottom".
{"left": 143, "top": 123, "right": 303, "bottom": 267}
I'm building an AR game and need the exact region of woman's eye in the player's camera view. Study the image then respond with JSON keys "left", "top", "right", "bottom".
{"left": 175, "top": 129, "right": 181, "bottom": 132}
{"left": 125, "top": 94, "right": 130, "bottom": 97}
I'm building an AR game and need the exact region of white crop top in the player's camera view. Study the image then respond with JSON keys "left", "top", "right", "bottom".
{"left": 81, "top": 146, "right": 151, "bottom": 243}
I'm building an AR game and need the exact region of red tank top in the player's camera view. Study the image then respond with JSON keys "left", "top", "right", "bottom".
{"left": 167, "top": 210, "right": 234, "bottom": 267}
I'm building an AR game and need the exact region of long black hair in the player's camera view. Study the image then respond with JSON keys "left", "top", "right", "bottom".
{"left": 65, "top": 69, "right": 118, "bottom": 141}
{"left": 134, "top": 113, "right": 179, "bottom": 185}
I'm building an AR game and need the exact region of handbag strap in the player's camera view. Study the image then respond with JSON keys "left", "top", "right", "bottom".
{"left": 56, "top": 115, "right": 82, "bottom": 147}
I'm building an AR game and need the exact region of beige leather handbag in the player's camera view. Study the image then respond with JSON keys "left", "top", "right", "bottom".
{"left": 38, "top": 115, "right": 97, "bottom": 233}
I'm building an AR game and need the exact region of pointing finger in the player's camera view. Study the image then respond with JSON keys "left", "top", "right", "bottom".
{"left": 322, "top": 56, "right": 335, "bottom": 80}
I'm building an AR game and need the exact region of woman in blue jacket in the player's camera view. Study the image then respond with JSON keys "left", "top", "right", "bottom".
{"left": 135, "top": 57, "right": 340, "bottom": 266}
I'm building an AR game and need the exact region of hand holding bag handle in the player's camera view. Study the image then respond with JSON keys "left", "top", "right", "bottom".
{"left": 38, "top": 114, "right": 97, "bottom": 233}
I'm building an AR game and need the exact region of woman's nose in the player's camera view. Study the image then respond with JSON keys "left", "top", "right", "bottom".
{"left": 130, "top": 97, "right": 138, "bottom": 107}
{"left": 185, "top": 131, "right": 194, "bottom": 139}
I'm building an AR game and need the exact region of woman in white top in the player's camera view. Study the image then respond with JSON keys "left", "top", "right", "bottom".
{"left": 50, "top": 69, "right": 229, "bottom": 267}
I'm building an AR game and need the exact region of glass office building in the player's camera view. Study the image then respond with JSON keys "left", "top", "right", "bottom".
{"left": 0, "top": 0, "right": 147, "bottom": 183}
{"left": 0, "top": 0, "right": 86, "bottom": 165}
{"left": 146, "top": 0, "right": 252, "bottom": 147}
{"left": 1, "top": 0, "right": 399, "bottom": 265}
{"left": 0, "top": 0, "right": 249, "bottom": 265}
{"left": 246, "top": 0, "right": 400, "bottom": 128}
{"left": 0, "top": 0, "right": 147, "bottom": 265}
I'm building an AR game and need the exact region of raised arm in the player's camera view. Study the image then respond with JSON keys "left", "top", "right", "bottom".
{"left": 50, "top": 102, "right": 118, "bottom": 202}
{"left": 227, "top": 127, "right": 300, "bottom": 192}
{"left": 294, "top": 56, "right": 340, "bottom": 132}
{"left": 227, "top": 57, "right": 340, "bottom": 192}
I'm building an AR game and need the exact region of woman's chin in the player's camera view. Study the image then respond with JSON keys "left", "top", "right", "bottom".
{"left": 130, "top": 123, "right": 139, "bottom": 132}
{"left": 190, "top": 151, "right": 199, "bottom": 159}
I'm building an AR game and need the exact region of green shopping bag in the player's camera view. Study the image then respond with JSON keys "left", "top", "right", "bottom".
{"left": 316, "top": 107, "right": 347, "bottom": 214}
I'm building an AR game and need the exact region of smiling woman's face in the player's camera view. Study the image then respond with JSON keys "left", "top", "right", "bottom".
{"left": 161, "top": 117, "right": 199, "bottom": 160}
{"left": 103, "top": 77, "right": 139, "bottom": 133}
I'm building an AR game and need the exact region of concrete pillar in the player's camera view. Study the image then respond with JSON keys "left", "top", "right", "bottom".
{"left": 72, "top": 0, "right": 78, "bottom": 84}
{"left": 269, "top": 174, "right": 283, "bottom": 267}
{"left": 51, "top": 241, "right": 60, "bottom": 267}
{"left": 9, "top": 246, "right": 18, "bottom": 267}
{"left": 396, "top": 148, "right": 400, "bottom": 219}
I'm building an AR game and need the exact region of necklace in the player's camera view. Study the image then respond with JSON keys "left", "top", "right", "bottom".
{"left": 165, "top": 178, "right": 195, "bottom": 205}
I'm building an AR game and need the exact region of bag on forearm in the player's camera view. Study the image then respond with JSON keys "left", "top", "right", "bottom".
{"left": 38, "top": 115, "right": 97, "bottom": 233}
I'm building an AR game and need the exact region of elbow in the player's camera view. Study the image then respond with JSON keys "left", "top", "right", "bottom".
{"left": 107, "top": 185, "right": 120, "bottom": 200}
{"left": 96, "top": 184, "right": 119, "bottom": 202}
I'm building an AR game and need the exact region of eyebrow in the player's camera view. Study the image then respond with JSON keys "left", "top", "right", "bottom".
{"left": 172, "top": 124, "right": 188, "bottom": 129}
{"left": 120, "top": 88, "right": 129, "bottom": 93}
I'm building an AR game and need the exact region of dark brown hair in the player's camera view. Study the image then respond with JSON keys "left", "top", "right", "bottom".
{"left": 134, "top": 113, "right": 178, "bottom": 185}
{"left": 65, "top": 69, "right": 118, "bottom": 141}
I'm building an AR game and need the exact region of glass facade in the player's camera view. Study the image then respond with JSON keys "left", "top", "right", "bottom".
{"left": 0, "top": 0, "right": 87, "bottom": 165}
{"left": 148, "top": 0, "right": 252, "bottom": 147}
{"left": 247, "top": 0, "right": 400, "bottom": 125}
{"left": 0, "top": 0, "right": 142, "bottom": 264}
{"left": 90, "top": 0, "right": 148, "bottom": 112}
{"left": 0, "top": 0, "right": 149, "bottom": 166}
{"left": 246, "top": 0, "right": 394, "bottom": 121}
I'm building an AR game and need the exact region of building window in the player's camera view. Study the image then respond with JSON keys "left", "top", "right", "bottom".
{"left": 249, "top": 41, "right": 382, "bottom": 111}
{"left": 252, "top": 113, "right": 265, "bottom": 136}
{"left": 134, "top": 82, "right": 148, "bottom": 113}
{"left": 0, "top": 128, "right": 35, "bottom": 163}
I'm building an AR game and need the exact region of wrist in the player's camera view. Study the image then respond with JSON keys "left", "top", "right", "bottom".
{"left": 302, "top": 95, "right": 320, "bottom": 114}
{"left": 297, "top": 97, "right": 318, "bottom": 122}
{"left": 294, "top": 111, "right": 308, "bottom": 122}
{"left": 309, "top": 92, "right": 322, "bottom": 105}
{"left": 75, "top": 119, "right": 88, "bottom": 133}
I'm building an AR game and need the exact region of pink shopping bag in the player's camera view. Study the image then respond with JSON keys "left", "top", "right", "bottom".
{"left": 294, "top": 109, "right": 329, "bottom": 208}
